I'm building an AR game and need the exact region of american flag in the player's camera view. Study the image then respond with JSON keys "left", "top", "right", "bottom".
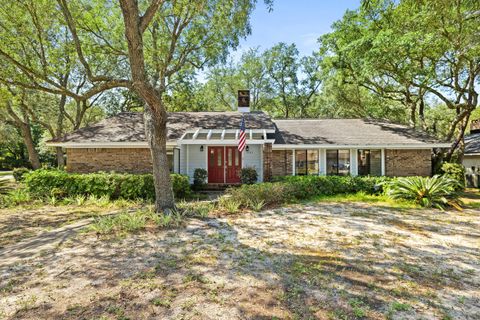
{"left": 238, "top": 116, "right": 246, "bottom": 152}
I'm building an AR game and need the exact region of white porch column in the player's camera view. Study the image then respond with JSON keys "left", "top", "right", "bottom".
{"left": 350, "top": 148, "right": 358, "bottom": 176}
{"left": 319, "top": 149, "right": 326, "bottom": 175}
{"left": 381, "top": 149, "right": 386, "bottom": 176}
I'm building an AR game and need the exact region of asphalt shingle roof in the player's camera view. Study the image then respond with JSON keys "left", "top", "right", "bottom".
{"left": 273, "top": 119, "right": 443, "bottom": 146}
{"left": 50, "top": 111, "right": 276, "bottom": 143}
{"left": 465, "top": 132, "right": 480, "bottom": 154}
{"left": 50, "top": 112, "right": 446, "bottom": 147}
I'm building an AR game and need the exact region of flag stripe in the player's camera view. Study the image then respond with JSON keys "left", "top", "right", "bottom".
{"left": 238, "top": 116, "right": 246, "bottom": 152}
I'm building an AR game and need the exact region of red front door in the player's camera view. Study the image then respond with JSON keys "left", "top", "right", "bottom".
{"left": 208, "top": 147, "right": 224, "bottom": 183}
{"left": 225, "top": 146, "right": 241, "bottom": 184}
{"left": 207, "top": 146, "right": 242, "bottom": 184}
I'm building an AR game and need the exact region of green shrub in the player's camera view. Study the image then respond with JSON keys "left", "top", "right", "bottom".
{"left": 218, "top": 196, "right": 241, "bottom": 214}
{"left": 23, "top": 169, "right": 191, "bottom": 200}
{"left": 276, "top": 175, "right": 390, "bottom": 197}
{"left": 227, "top": 182, "right": 293, "bottom": 208}
{"left": 86, "top": 208, "right": 183, "bottom": 236}
{"left": 0, "top": 188, "right": 31, "bottom": 208}
{"left": 240, "top": 167, "right": 258, "bottom": 184}
{"left": 227, "top": 175, "right": 392, "bottom": 210}
{"left": 386, "top": 175, "right": 461, "bottom": 210}
{"left": 177, "top": 200, "right": 215, "bottom": 218}
{"left": 13, "top": 167, "right": 30, "bottom": 182}
{"left": 440, "top": 162, "right": 465, "bottom": 190}
{"left": 193, "top": 168, "right": 207, "bottom": 190}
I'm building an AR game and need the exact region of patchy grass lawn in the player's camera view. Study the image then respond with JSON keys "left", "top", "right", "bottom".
{"left": 0, "top": 199, "right": 143, "bottom": 248}
{"left": 0, "top": 197, "right": 479, "bottom": 319}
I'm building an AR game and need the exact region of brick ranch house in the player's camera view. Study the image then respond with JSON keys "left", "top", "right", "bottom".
{"left": 47, "top": 111, "right": 449, "bottom": 183}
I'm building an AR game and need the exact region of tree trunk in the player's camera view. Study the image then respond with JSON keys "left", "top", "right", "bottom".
{"left": 120, "top": 0, "right": 175, "bottom": 212}
{"left": 19, "top": 122, "right": 41, "bottom": 169}
{"left": 144, "top": 106, "right": 175, "bottom": 212}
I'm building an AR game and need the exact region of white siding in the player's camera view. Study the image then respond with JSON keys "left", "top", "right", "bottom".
{"left": 186, "top": 145, "right": 207, "bottom": 183}
{"left": 463, "top": 155, "right": 480, "bottom": 173}
{"left": 179, "top": 145, "right": 187, "bottom": 175}
{"left": 243, "top": 145, "right": 263, "bottom": 182}
{"left": 173, "top": 148, "right": 180, "bottom": 173}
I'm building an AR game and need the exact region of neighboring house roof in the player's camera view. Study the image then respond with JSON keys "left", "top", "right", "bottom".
{"left": 273, "top": 119, "right": 445, "bottom": 147}
{"left": 465, "top": 132, "right": 480, "bottom": 155}
{"left": 49, "top": 111, "right": 276, "bottom": 144}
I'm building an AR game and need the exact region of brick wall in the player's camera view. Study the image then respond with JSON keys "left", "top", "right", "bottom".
{"left": 272, "top": 150, "right": 293, "bottom": 177}
{"left": 263, "top": 143, "right": 273, "bottom": 182}
{"left": 385, "top": 149, "right": 432, "bottom": 177}
{"left": 66, "top": 148, "right": 152, "bottom": 173}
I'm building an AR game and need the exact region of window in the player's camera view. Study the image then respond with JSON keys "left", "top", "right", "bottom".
{"left": 326, "top": 150, "right": 350, "bottom": 176}
{"left": 167, "top": 153, "right": 174, "bottom": 172}
{"left": 357, "top": 149, "right": 382, "bottom": 176}
{"left": 295, "top": 150, "right": 319, "bottom": 175}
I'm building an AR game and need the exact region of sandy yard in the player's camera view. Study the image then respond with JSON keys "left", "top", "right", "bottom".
{"left": 0, "top": 201, "right": 479, "bottom": 320}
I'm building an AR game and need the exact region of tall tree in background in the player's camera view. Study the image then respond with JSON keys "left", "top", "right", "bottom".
{"left": 1, "top": 0, "right": 269, "bottom": 212}
{"left": 117, "top": 0, "right": 265, "bottom": 211}
{"left": 0, "top": 0, "right": 118, "bottom": 167}
{"left": 319, "top": 0, "right": 480, "bottom": 160}
{"left": 0, "top": 88, "right": 41, "bottom": 169}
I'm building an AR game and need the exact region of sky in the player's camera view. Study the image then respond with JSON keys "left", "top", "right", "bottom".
{"left": 232, "top": 0, "right": 362, "bottom": 60}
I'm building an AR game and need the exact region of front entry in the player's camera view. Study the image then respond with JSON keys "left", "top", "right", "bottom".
{"left": 207, "top": 146, "right": 242, "bottom": 184}
{"left": 225, "top": 146, "right": 242, "bottom": 183}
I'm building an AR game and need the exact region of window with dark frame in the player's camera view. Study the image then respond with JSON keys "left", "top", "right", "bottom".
{"left": 326, "top": 149, "right": 350, "bottom": 176}
{"left": 357, "top": 149, "right": 382, "bottom": 176}
{"left": 295, "top": 150, "right": 319, "bottom": 175}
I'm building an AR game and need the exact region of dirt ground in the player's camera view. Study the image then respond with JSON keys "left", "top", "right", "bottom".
{"left": 0, "top": 200, "right": 479, "bottom": 320}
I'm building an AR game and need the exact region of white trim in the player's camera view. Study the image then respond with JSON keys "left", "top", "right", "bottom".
{"left": 381, "top": 149, "right": 386, "bottom": 176}
{"left": 207, "top": 130, "right": 213, "bottom": 140}
{"left": 260, "top": 145, "right": 264, "bottom": 182}
{"left": 186, "top": 145, "right": 190, "bottom": 178}
{"left": 350, "top": 148, "right": 358, "bottom": 176}
{"left": 183, "top": 128, "right": 275, "bottom": 134}
{"left": 320, "top": 149, "right": 326, "bottom": 176}
{"left": 263, "top": 129, "right": 267, "bottom": 140}
{"left": 272, "top": 143, "right": 450, "bottom": 149}
{"left": 205, "top": 146, "right": 208, "bottom": 183}
{"left": 220, "top": 129, "right": 225, "bottom": 140}
{"left": 192, "top": 128, "right": 201, "bottom": 140}
{"left": 45, "top": 141, "right": 176, "bottom": 148}
{"left": 249, "top": 129, "right": 253, "bottom": 140}
{"left": 235, "top": 130, "right": 239, "bottom": 140}
{"left": 178, "top": 139, "right": 275, "bottom": 145}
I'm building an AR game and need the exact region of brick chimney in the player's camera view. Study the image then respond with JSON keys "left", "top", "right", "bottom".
{"left": 238, "top": 90, "right": 250, "bottom": 113}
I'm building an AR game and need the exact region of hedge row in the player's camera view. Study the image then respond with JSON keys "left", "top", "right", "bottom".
{"left": 24, "top": 169, "right": 191, "bottom": 200}
{"left": 228, "top": 175, "right": 391, "bottom": 207}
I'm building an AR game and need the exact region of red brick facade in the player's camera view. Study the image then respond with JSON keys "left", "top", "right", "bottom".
{"left": 385, "top": 149, "right": 432, "bottom": 177}
{"left": 263, "top": 143, "right": 273, "bottom": 181}
{"left": 66, "top": 148, "right": 152, "bottom": 173}
{"left": 66, "top": 147, "right": 432, "bottom": 178}
{"left": 272, "top": 150, "right": 293, "bottom": 177}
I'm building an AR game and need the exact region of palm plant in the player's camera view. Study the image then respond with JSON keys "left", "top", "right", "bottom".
{"left": 387, "top": 175, "right": 461, "bottom": 210}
